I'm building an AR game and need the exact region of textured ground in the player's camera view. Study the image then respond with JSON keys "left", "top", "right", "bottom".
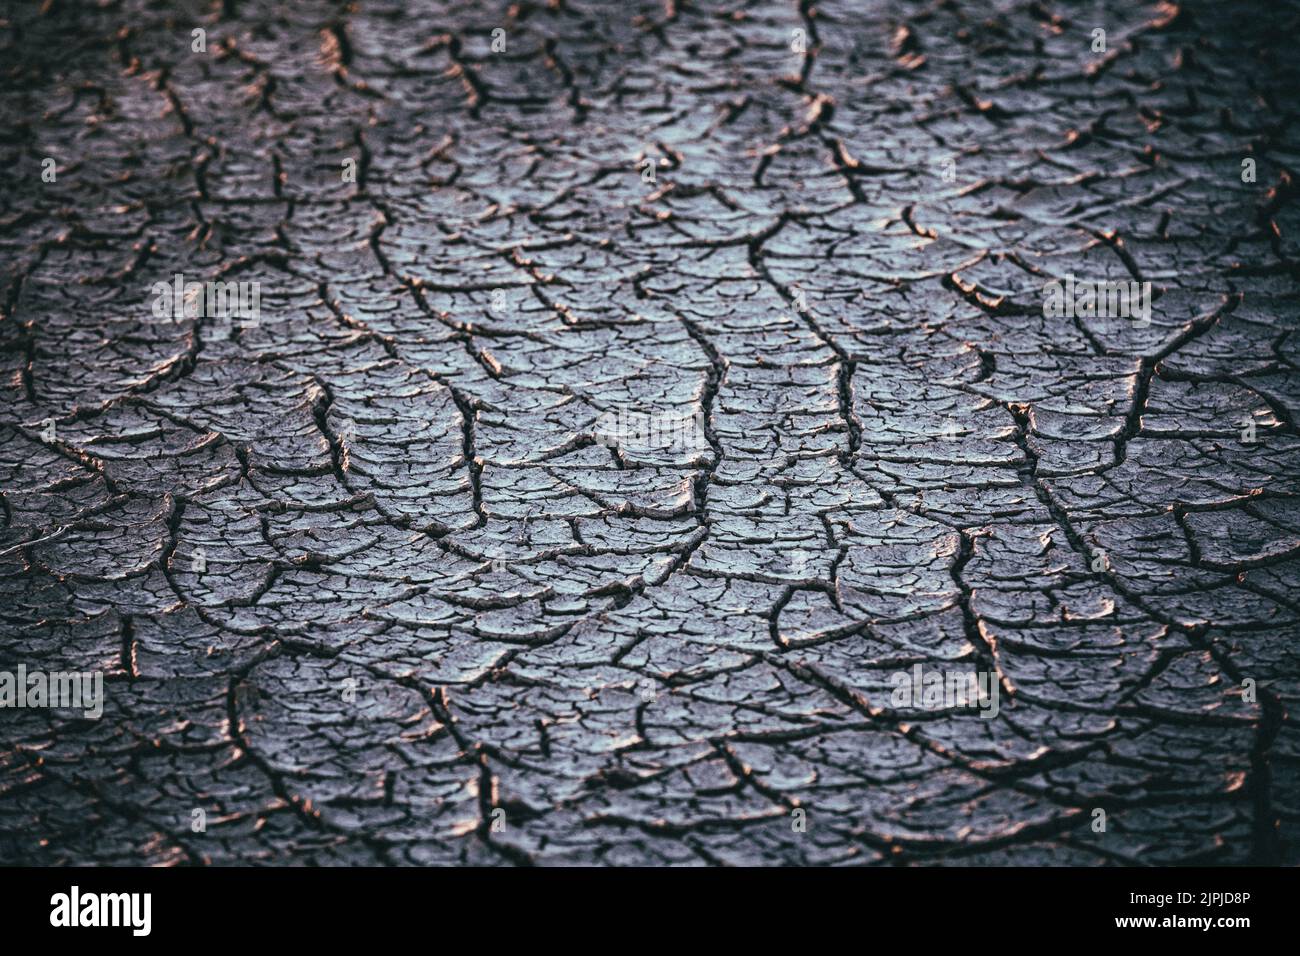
{"left": 2, "top": 0, "right": 1299, "bottom": 866}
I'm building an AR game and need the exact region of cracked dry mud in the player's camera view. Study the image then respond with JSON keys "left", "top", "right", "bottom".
{"left": 2, "top": 0, "right": 1299, "bottom": 867}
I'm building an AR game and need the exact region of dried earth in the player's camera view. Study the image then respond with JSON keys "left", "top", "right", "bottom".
{"left": 1, "top": 0, "right": 1299, "bottom": 865}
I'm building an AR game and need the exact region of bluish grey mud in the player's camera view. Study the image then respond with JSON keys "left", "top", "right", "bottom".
{"left": 1, "top": 0, "right": 1298, "bottom": 866}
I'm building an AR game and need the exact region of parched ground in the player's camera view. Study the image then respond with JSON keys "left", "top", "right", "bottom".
{"left": 1, "top": 0, "right": 1298, "bottom": 866}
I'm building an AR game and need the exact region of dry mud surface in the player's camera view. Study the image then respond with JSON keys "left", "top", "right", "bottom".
{"left": 2, "top": 0, "right": 1299, "bottom": 866}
